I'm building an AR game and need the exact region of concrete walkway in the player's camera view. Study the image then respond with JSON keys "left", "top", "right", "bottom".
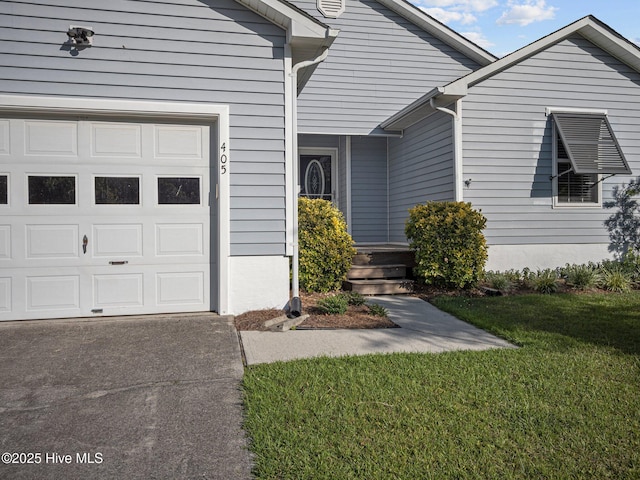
{"left": 240, "top": 296, "right": 515, "bottom": 365}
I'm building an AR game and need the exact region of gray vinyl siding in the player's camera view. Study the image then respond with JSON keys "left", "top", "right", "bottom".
{"left": 290, "top": 0, "right": 479, "bottom": 135}
{"left": 388, "top": 110, "right": 455, "bottom": 242}
{"left": 0, "top": 0, "right": 287, "bottom": 256}
{"left": 350, "top": 136, "right": 388, "bottom": 242}
{"left": 462, "top": 35, "right": 640, "bottom": 247}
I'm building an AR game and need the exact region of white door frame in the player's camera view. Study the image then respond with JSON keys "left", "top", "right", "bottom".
{"left": 0, "top": 95, "right": 231, "bottom": 315}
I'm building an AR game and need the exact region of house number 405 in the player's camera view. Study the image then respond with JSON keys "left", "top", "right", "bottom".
{"left": 220, "top": 143, "right": 228, "bottom": 174}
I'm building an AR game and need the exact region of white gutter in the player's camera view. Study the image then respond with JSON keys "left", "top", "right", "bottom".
{"left": 430, "top": 97, "right": 464, "bottom": 201}
{"left": 288, "top": 47, "right": 330, "bottom": 315}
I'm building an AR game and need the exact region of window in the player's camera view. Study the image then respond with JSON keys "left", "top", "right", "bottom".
{"left": 158, "top": 177, "right": 200, "bottom": 204}
{"left": 95, "top": 176, "right": 140, "bottom": 205}
{"left": 28, "top": 175, "right": 76, "bottom": 205}
{"left": 0, "top": 175, "right": 7, "bottom": 204}
{"left": 552, "top": 112, "right": 631, "bottom": 206}
{"left": 556, "top": 134, "right": 599, "bottom": 204}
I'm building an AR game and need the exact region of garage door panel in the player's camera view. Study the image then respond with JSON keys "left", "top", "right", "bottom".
{"left": 93, "top": 224, "right": 143, "bottom": 257}
{"left": 154, "top": 125, "right": 204, "bottom": 160}
{"left": 0, "top": 225, "right": 10, "bottom": 259}
{"left": 157, "top": 271, "right": 205, "bottom": 306}
{"left": 25, "top": 121, "right": 78, "bottom": 157}
{"left": 0, "top": 277, "right": 11, "bottom": 312}
{"left": 26, "top": 275, "right": 80, "bottom": 311}
{"left": 0, "top": 120, "right": 9, "bottom": 155}
{"left": 94, "top": 274, "right": 144, "bottom": 307}
{"left": 156, "top": 223, "right": 204, "bottom": 256}
{"left": 26, "top": 224, "right": 79, "bottom": 258}
{"left": 91, "top": 123, "right": 142, "bottom": 158}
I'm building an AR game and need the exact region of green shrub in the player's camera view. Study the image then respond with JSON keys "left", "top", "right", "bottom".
{"left": 532, "top": 269, "right": 559, "bottom": 294}
{"left": 405, "top": 201, "right": 488, "bottom": 288}
{"left": 600, "top": 267, "right": 633, "bottom": 293}
{"left": 343, "top": 291, "right": 366, "bottom": 306}
{"left": 298, "top": 198, "right": 356, "bottom": 293}
{"left": 564, "top": 264, "right": 600, "bottom": 291}
{"left": 367, "top": 303, "right": 388, "bottom": 317}
{"left": 483, "top": 271, "right": 513, "bottom": 293}
{"left": 316, "top": 294, "right": 349, "bottom": 315}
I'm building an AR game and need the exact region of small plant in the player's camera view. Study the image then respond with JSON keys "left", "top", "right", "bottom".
{"left": 532, "top": 269, "right": 559, "bottom": 294}
{"left": 367, "top": 303, "right": 388, "bottom": 317}
{"left": 600, "top": 267, "right": 633, "bottom": 293}
{"left": 316, "top": 294, "right": 349, "bottom": 315}
{"left": 405, "top": 201, "right": 488, "bottom": 289}
{"left": 564, "top": 264, "right": 600, "bottom": 291}
{"left": 483, "top": 271, "right": 513, "bottom": 293}
{"left": 343, "top": 291, "right": 366, "bottom": 306}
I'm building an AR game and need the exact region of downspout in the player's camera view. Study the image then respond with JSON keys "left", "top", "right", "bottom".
{"left": 288, "top": 47, "right": 330, "bottom": 317}
{"left": 430, "top": 97, "right": 464, "bottom": 201}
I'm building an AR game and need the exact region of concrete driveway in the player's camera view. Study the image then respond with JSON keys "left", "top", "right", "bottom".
{"left": 0, "top": 314, "right": 252, "bottom": 479}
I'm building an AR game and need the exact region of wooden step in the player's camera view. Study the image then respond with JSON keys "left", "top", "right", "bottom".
{"left": 343, "top": 279, "right": 415, "bottom": 295}
{"left": 352, "top": 251, "right": 416, "bottom": 267}
{"left": 347, "top": 264, "right": 406, "bottom": 280}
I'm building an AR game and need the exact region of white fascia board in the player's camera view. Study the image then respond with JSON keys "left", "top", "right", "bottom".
{"left": 376, "top": 0, "right": 496, "bottom": 66}
{"left": 446, "top": 16, "right": 640, "bottom": 93}
{"left": 381, "top": 85, "right": 466, "bottom": 131}
{"left": 236, "top": 0, "right": 333, "bottom": 42}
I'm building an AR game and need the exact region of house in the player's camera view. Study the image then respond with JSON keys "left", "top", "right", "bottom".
{"left": 381, "top": 15, "right": 640, "bottom": 271}
{"left": 0, "top": 1, "right": 638, "bottom": 321}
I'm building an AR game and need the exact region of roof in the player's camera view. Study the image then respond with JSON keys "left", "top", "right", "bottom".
{"left": 236, "top": 0, "right": 339, "bottom": 90}
{"left": 382, "top": 15, "right": 640, "bottom": 131}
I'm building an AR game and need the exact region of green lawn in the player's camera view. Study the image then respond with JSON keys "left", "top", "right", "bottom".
{"left": 242, "top": 292, "right": 640, "bottom": 479}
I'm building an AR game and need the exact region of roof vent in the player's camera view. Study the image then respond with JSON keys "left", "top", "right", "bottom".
{"left": 317, "top": 0, "right": 345, "bottom": 18}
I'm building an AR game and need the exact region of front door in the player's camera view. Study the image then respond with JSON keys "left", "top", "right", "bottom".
{"left": 299, "top": 151, "right": 335, "bottom": 202}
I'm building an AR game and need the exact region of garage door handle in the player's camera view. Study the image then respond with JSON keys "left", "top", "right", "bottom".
{"left": 109, "top": 260, "right": 128, "bottom": 265}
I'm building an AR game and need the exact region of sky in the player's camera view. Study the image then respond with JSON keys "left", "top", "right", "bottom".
{"left": 409, "top": 0, "right": 640, "bottom": 57}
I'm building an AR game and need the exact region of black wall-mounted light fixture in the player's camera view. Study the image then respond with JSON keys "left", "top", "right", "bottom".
{"left": 67, "top": 26, "right": 94, "bottom": 46}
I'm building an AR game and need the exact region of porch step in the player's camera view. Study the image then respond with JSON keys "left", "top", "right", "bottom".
{"left": 343, "top": 279, "right": 415, "bottom": 295}
{"left": 351, "top": 251, "right": 416, "bottom": 267}
{"left": 343, "top": 246, "right": 416, "bottom": 296}
{"left": 347, "top": 264, "right": 406, "bottom": 280}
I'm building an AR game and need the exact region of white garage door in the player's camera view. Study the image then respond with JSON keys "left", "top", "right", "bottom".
{"left": 0, "top": 117, "right": 213, "bottom": 321}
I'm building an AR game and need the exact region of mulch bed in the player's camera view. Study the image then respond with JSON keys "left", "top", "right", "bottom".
{"left": 234, "top": 292, "right": 397, "bottom": 331}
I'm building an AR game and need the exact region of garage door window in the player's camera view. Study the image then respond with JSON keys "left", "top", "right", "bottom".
{"left": 28, "top": 175, "right": 76, "bottom": 205}
{"left": 158, "top": 177, "right": 200, "bottom": 205}
{"left": 95, "top": 176, "right": 140, "bottom": 205}
{"left": 0, "top": 175, "right": 7, "bottom": 204}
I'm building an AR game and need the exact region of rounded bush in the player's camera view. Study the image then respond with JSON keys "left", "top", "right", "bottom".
{"left": 405, "top": 201, "right": 488, "bottom": 288}
{"left": 298, "top": 198, "right": 356, "bottom": 292}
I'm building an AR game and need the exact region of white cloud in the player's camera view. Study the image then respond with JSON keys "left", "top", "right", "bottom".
{"left": 497, "top": 0, "right": 557, "bottom": 26}
{"left": 460, "top": 30, "right": 495, "bottom": 49}
{"left": 421, "top": 7, "right": 477, "bottom": 25}
{"left": 412, "top": 0, "right": 498, "bottom": 15}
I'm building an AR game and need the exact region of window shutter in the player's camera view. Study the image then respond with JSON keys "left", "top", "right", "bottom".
{"left": 552, "top": 113, "right": 631, "bottom": 175}
{"left": 317, "top": 0, "right": 345, "bottom": 18}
